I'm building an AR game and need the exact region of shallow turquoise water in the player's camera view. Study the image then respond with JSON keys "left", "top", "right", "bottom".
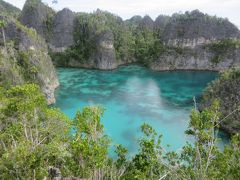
{"left": 54, "top": 65, "right": 224, "bottom": 156}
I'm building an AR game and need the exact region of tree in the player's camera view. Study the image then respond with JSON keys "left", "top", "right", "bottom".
{"left": 179, "top": 100, "right": 240, "bottom": 179}
{"left": 1, "top": 84, "right": 240, "bottom": 179}
{"left": 122, "top": 123, "right": 167, "bottom": 179}
{"left": 0, "top": 84, "right": 71, "bottom": 179}
{"left": 118, "top": 100, "right": 240, "bottom": 179}
{"left": 66, "top": 106, "right": 110, "bottom": 179}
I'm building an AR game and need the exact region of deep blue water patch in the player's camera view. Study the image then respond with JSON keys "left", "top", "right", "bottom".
{"left": 54, "top": 65, "right": 220, "bottom": 156}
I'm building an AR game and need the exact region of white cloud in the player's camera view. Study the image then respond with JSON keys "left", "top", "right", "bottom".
{"left": 4, "top": 0, "right": 240, "bottom": 28}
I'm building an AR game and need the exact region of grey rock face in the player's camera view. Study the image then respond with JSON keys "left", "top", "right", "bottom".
{"left": 50, "top": 8, "right": 75, "bottom": 51}
{"left": 0, "top": 15, "right": 59, "bottom": 104}
{"left": 0, "top": 0, "right": 21, "bottom": 17}
{"left": 165, "top": 37, "right": 216, "bottom": 48}
{"left": 150, "top": 46, "right": 240, "bottom": 71}
{"left": 20, "top": 0, "right": 55, "bottom": 40}
{"left": 162, "top": 10, "right": 240, "bottom": 47}
{"left": 154, "top": 15, "right": 170, "bottom": 35}
{"left": 48, "top": 167, "right": 62, "bottom": 180}
{"left": 139, "top": 15, "right": 154, "bottom": 30}
{"left": 67, "top": 30, "right": 117, "bottom": 70}
{"left": 48, "top": 166, "right": 80, "bottom": 180}
{"left": 91, "top": 30, "right": 117, "bottom": 69}
{"left": 19, "top": 3, "right": 240, "bottom": 71}
{"left": 154, "top": 15, "right": 170, "bottom": 28}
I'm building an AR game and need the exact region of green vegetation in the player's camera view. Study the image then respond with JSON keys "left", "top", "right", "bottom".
{"left": 163, "top": 9, "right": 239, "bottom": 41}
{"left": 0, "top": 0, "right": 21, "bottom": 18}
{"left": 202, "top": 68, "right": 240, "bottom": 134}
{"left": 0, "top": 45, "right": 40, "bottom": 88}
{"left": 49, "top": 50, "right": 71, "bottom": 67}
{"left": 50, "top": 10, "right": 135, "bottom": 65}
{"left": 0, "top": 84, "right": 70, "bottom": 179}
{"left": 47, "top": 8, "right": 240, "bottom": 68}
{"left": 42, "top": 8, "right": 55, "bottom": 40}
{"left": 0, "top": 46, "right": 24, "bottom": 87}
{"left": 18, "top": 51, "right": 39, "bottom": 81}
{"left": 206, "top": 39, "right": 240, "bottom": 64}
{"left": 66, "top": 106, "right": 110, "bottom": 178}
{"left": 0, "top": 19, "right": 6, "bottom": 47}
{"left": 1, "top": 2, "right": 240, "bottom": 178}
{"left": 52, "top": 11, "right": 174, "bottom": 66}
{"left": 0, "top": 84, "right": 240, "bottom": 179}
{"left": 131, "top": 19, "right": 163, "bottom": 65}
{"left": 73, "top": 10, "right": 135, "bottom": 62}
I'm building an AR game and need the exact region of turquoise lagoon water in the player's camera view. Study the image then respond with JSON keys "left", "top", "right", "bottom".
{"left": 54, "top": 65, "right": 225, "bottom": 156}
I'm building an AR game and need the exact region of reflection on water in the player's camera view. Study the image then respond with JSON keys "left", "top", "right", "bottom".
{"left": 54, "top": 65, "right": 227, "bottom": 156}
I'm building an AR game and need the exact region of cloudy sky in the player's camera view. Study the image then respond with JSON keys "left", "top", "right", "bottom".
{"left": 5, "top": 0, "right": 240, "bottom": 28}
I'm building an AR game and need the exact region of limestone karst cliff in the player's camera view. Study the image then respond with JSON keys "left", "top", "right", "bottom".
{"left": 18, "top": 0, "right": 240, "bottom": 71}
{"left": 66, "top": 30, "right": 118, "bottom": 69}
{"left": 0, "top": 13, "right": 59, "bottom": 104}
{"left": 20, "top": 0, "right": 56, "bottom": 40}
{"left": 50, "top": 8, "right": 75, "bottom": 51}
{"left": 162, "top": 10, "right": 240, "bottom": 48}
{"left": 149, "top": 40, "right": 240, "bottom": 71}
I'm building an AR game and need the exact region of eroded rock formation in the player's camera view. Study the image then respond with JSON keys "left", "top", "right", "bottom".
{"left": 20, "top": 0, "right": 55, "bottom": 40}
{"left": 0, "top": 14, "right": 59, "bottom": 104}
{"left": 50, "top": 8, "right": 75, "bottom": 52}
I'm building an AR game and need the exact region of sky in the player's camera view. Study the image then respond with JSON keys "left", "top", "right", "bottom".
{"left": 5, "top": 0, "right": 240, "bottom": 28}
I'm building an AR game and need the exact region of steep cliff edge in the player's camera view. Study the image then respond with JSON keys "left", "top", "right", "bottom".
{"left": 150, "top": 40, "right": 240, "bottom": 71}
{"left": 201, "top": 69, "right": 240, "bottom": 134}
{"left": 66, "top": 30, "right": 117, "bottom": 69}
{"left": 49, "top": 10, "right": 121, "bottom": 69}
{"left": 20, "top": 0, "right": 55, "bottom": 40}
{"left": 19, "top": 0, "right": 240, "bottom": 71}
{"left": 150, "top": 10, "right": 240, "bottom": 71}
{"left": 50, "top": 8, "right": 75, "bottom": 51}
{"left": 0, "top": 14, "right": 59, "bottom": 104}
{"left": 162, "top": 10, "right": 240, "bottom": 48}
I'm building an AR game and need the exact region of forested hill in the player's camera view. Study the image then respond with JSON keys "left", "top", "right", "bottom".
{"left": 17, "top": 0, "right": 240, "bottom": 70}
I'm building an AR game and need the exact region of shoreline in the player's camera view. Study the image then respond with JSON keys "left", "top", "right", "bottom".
{"left": 53, "top": 62, "right": 224, "bottom": 73}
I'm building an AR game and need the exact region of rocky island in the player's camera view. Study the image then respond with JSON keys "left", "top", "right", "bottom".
{"left": 17, "top": 0, "right": 240, "bottom": 70}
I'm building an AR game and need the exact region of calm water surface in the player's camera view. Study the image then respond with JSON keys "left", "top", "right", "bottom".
{"left": 54, "top": 65, "right": 226, "bottom": 156}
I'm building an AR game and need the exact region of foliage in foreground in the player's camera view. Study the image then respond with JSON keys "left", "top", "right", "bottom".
{"left": 0, "top": 84, "right": 240, "bottom": 179}
{"left": 0, "top": 84, "right": 71, "bottom": 179}
{"left": 202, "top": 68, "right": 240, "bottom": 134}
